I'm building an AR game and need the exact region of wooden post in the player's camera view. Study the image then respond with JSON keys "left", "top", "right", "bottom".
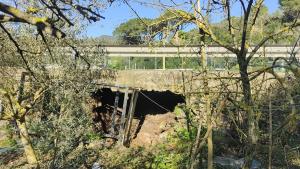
{"left": 0, "top": 100, "right": 2, "bottom": 114}
{"left": 119, "top": 89, "right": 129, "bottom": 144}
{"left": 110, "top": 90, "right": 119, "bottom": 135}
{"left": 123, "top": 90, "right": 139, "bottom": 145}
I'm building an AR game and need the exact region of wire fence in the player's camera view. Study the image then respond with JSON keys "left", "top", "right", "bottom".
{"left": 139, "top": 91, "right": 172, "bottom": 112}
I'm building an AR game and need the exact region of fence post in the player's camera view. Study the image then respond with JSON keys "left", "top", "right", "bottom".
{"left": 123, "top": 90, "right": 139, "bottom": 146}
{"left": 119, "top": 89, "right": 129, "bottom": 144}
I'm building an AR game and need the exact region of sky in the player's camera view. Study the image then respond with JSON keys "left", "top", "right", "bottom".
{"left": 83, "top": 0, "right": 280, "bottom": 37}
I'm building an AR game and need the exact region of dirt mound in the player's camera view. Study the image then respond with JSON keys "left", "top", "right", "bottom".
{"left": 131, "top": 112, "right": 177, "bottom": 147}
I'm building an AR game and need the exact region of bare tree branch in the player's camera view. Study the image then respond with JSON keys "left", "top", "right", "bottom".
{"left": 246, "top": 22, "right": 300, "bottom": 64}
{"left": 239, "top": 0, "right": 254, "bottom": 57}
{"left": 0, "top": 2, "right": 66, "bottom": 38}
{"left": 0, "top": 23, "right": 35, "bottom": 77}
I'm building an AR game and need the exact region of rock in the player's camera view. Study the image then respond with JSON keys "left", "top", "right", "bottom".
{"left": 250, "top": 159, "right": 262, "bottom": 169}
{"left": 214, "top": 156, "right": 244, "bottom": 169}
{"left": 92, "top": 162, "right": 101, "bottom": 169}
{"left": 214, "top": 156, "right": 261, "bottom": 169}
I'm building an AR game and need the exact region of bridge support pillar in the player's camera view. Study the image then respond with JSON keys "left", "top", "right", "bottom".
{"left": 163, "top": 56, "right": 166, "bottom": 70}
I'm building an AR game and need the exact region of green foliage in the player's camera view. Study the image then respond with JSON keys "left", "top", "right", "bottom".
{"left": 113, "top": 10, "right": 192, "bottom": 45}
{"left": 279, "top": 0, "right": 300, "bottom": 13}
{"left": 28, "top": 68, "right": 98, "bottom": 168}
{"left": 111, "top": 5, "right": 298, "bottom": 46}
{"left": 0, "top": 124, "right": 16, "bottom": 147}
{"left": 0, "top": 139, "right": 16, "bottom": 148}
{"left": 108, "top": 57, "right": 163, "bottom": 69}
{"left": 101, "top": 147, "right": 154, "bottom": 169}
{"left": 151, "top": 148, "right": 184, "bottom": 169}
{"left": 279, "top": 0, "right": 299, "bottom": 23}
{"left": 113, "top": 18, "right": 152, "bottom": 45}
{"left": 0, "top": 28, "right": 108, "bottom": 167}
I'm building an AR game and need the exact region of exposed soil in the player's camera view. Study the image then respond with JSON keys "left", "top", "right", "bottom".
{"left": 131, "top": 112, "right": 177, "bottom": 147}
{"left": 91, "top": 88, "right": 185, "bottom": 147}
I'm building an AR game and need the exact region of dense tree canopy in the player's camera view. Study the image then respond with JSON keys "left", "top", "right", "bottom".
{"left": 279, "top": 0, "right": 300, "bottom": 21}
{"left": 113, "top": 10, "right": 191, "bottom": 45}
{"left": 113, "top": 18, "right": 151, "bottom": 45}
{"left": 280, "top": 0, "right": 300, "bottom": 12}
{"left": 112, "top": 5, "right": 298, "bottom": 46}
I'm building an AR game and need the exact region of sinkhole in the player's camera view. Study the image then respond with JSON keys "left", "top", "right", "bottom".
{"left": 90, "top": 87, "right": 185, "bottom": 135}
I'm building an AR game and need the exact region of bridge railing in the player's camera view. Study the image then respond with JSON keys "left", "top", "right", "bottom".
{"left": 107, "top": 56, "right": 294, "bottom": 71}
{"left": 35, "top": 45, "right": 300, "bottom": 71}
{"left": 90, "top": 46, "right": 300, "bottom": 70}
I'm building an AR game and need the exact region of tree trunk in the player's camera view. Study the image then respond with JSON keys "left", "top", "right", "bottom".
{"left": 189, "top": 122, "right": 202, "bottom": 169}
{"left": 16, "top": 117, "right": 38, "bottom": 165}
{"left": 206, "top": 97, "right": 213, "bottom": 169}
{"left": 268, "top": 90, "right": 272, "bottom": 169}
{"left": 206, "top": 95, "right": 213, "bottom": 169}
{"left": 238, "top": 54, "right": 258, "bottom": 169}
{"left": 238, "top": 54, "right": 258, "bottom": 144}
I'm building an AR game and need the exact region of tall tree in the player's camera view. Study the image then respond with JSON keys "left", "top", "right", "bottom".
{"left": 113, "top": 18, "right": 151, "bottom": 45}
{"left": 0, "top": 1, "right": 114, "bottom": 166}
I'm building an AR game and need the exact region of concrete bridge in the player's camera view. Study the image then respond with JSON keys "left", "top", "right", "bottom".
{"left": 58, "top": 45, "right": 300, "bottom": 70}
{"left": 96, "top": 69, "right": 195, "bottom": 93}
{"left": 4, "top": 45, "right": 299, "bottom": 93}
{"left": 80, "top": 45, "right": 298, "bottom": 92}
